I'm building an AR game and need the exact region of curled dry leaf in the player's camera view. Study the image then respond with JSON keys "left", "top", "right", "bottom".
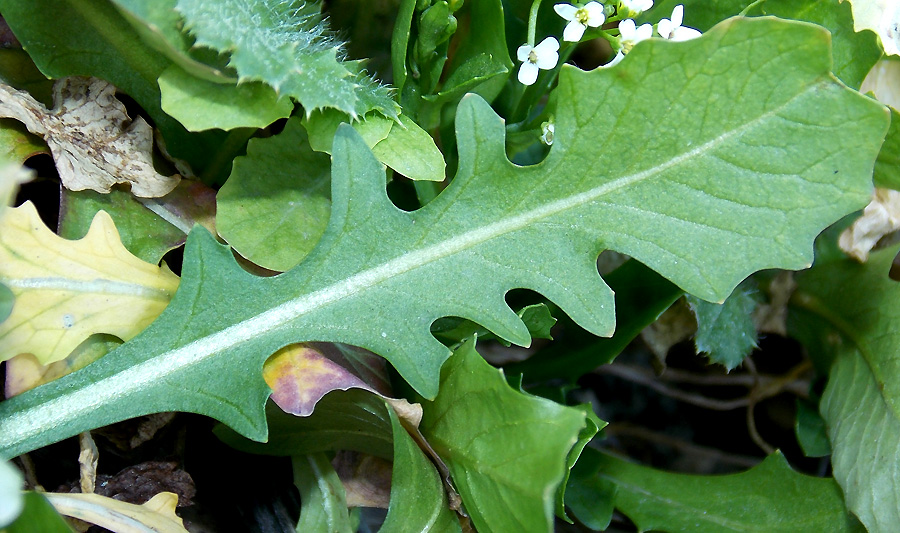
{"left": 0, "top": 77, "right": 179, "bottom": 197}
{"left": 45, "top": 491, "right": 188, "bottom": 533}
{"left": 839, "top": 188, "right": 900, "bottom": 261}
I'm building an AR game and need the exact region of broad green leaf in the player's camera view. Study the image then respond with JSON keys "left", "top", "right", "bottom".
{"left": 293, "top": 453, "right": 353, "bottom": 533}
{"left": 59, "top": 181, "right": 217, "bottom": 265}
{"left": 175, "top": 0, "right": 398, "bottom": 119}
{"left": 380, "top": 408, "right": 462, "bottom": 533}
{"left": 215, "top": 391, "right": 394, "bottom": 460}
{"left": 794, "top": 246, "right": 900, "bottom": 531}
{"left": 0, "top": 283, "right": 12, "bottom": 324}
{"left": 0, "top": 203, "right": 179, "bottom": 364}
{"left": 158, "top": 65, "right": 293, "bottom": 132}
{"left": 647, "top": 0, "right": 882, "bottom": 88}
{"left": 263, "top": 342, "right": 390, "bottom": 416}
{"left": 305, "top": 111, "right": 446, "bottom": 182}
{"left": 0, "top": 460, "right": 23, "bottom": 527}
{"left": 4, "top": 492, "right": 72, "bottom": 533}
{"left": 688, "top": 280, "right": 759, "bottom": 370}
{"left": 0, "top": 0, "right": 228, "bottom": 176}
{"left": 217, "top": 117, "right": 331, "bottom": 271}
{"left": 0, "top": 18, "right": 887, "bottom": 458}
{"left": 420, "top": 339, "right": 590, "bottom": 533}
{"left": 588, "top": 449, "right": 862, "bottom": 532}
{"left": 859, "top": 59, "right": 900, "bottom": 189}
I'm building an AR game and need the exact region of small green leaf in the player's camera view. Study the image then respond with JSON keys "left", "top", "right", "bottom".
{"left": 688, "top": 280, "right": 759, "bottom": 370}
{"left": 380, "top": 408, "right": 461, "bottom": 533}
{"left": 5, "top": 492, "right": 73, "bottom": 533}
{"left": 795, "top": 398, "right": 831, "bottom": 458}
{"left": 591, "top": 449, "right": 862, "bottom": 532}
{"left": 158, "top": 65, "right": 293, "bottom": 132}
{"left": 420, "top": 339, "right": 589, "bottom": 533}
{"left": 305, "top": 111, "right": 445, "bottom": 182}
{"left": 0, "top": 119, "right": 47, "bottom": 164}
{"left": 293, "top": 453, "right": 354, "bottom": 533}
{"left": 217, "top": 117, "right": 331, "bottom": 271}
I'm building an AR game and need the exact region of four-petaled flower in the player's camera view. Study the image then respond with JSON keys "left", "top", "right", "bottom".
{"left": 601, "top": 18, "right": 652, "bottom": 68}
{"left": 554, "top": 2, "right": 606, "bottom": 42}
{"left": 657, "top": 4, "right": 701, "bottom": 41}
{"left": 618, "top": 0, "right": 653, "bottom": 17}
{"left": 516, "top": 37, "right": 560, "bottom": 85}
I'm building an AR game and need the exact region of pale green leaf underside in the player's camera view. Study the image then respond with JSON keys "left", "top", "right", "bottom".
{"left": 175, "top": 0, "right": 398, "bottom": 118}
{"left": 0, "top": 18, "right": 886, "bottom": 458}
{"left": 797, "top": 247, "right": 900, "bottom": 531}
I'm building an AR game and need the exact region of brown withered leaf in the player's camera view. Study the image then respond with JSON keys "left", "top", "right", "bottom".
{"left": 0, "top": 77, "right": 179, "bottom": 197}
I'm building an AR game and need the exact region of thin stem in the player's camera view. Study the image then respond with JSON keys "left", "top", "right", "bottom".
{"left": 739, "top": 0, "right": 766, "bottom": 16}
{"left": 527, "top": 0, "right": 544, "bottom": 46}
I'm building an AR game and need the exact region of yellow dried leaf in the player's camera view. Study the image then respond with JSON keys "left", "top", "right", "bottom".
{"left": 0, "top": 202, "right": 179, "bottom": 364}
{"left": 45, "top": 491, "right": 188, "bottom": 533}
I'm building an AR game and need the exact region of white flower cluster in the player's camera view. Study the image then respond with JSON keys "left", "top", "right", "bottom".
{"left": 514, "top": 3, "right": 701, "bottom": 83}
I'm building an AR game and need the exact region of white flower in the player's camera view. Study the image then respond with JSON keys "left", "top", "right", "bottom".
{"left": 540, "top": 121, "right": 555, "bottom": 145}
{"left": 618, "top": 0, "right": 652, "bottom": 16}
{"left": 618, "top": 18, "right": 653, "bottom": 54}
{"left": 516, "top": 37, "right": 560, "bottom": 85}
{"left": 554, "top": 2, "right": 606, "bottom": 42}
{"left": 657, "top": 4, "right": 701, "bottom": 41}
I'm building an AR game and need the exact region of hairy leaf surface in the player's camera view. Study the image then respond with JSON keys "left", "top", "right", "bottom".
{"left": 0, "top": 18, "right": 887, "bottom": 458}
{"left": 175, "top": 0, "right": 398, "bottom": 118}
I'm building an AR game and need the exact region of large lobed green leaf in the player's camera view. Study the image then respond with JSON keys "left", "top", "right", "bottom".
{"left": 573, "top": 449, "right": 862, "bottom": 532}
{"left": 794, "top": 246, "right": 900, "bottom": 531}
{"left": 0, "top": 18, "right": 887, "bottom": 458}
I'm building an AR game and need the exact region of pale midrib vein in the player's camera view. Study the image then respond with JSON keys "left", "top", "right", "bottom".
{"left": 2, "top": 277, "right": 173, "bottom": 299}
{"left": 0, "top": 86, "right": 817, "bottom": 448}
